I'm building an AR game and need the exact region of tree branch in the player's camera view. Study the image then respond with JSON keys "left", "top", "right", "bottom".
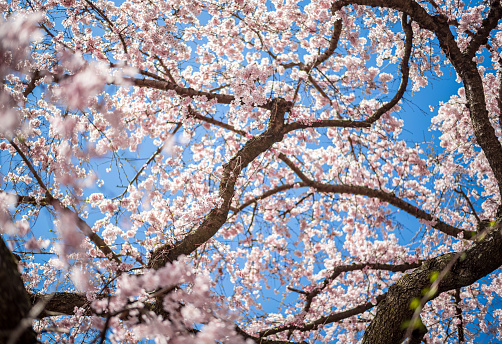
{"left": 332, "top": 0, "right": 439, "bottom": 33}
{"left": 464, "top": 0, "right": 502, "bottom": 58}
{"left": 279, "top": 153, "right": 473, "bottom": 238}
{"left": 126, "top": 78, "right": 235, "bottom": 105}
{"left": 148, "top": 98, "right": 292, "bottom": 268}
{"left": 29, "top": 292, "right": 91, "bottom": 318}
{"left": 363, "top": 13, "right": 412, "bottom": 125}
{"left": 114, "top": 123, "right": 182, "bottom": 200}
{"left": 302, "top": 262, "right": 421, "bottom": 313}
{"left": 259, "top": 294, "right": 386, "bottom": 337}
{"left": 231, "top": 183, "right": 307, "bottom": 215}
{"left": 363, "top": 223, "right": 502, "bottom": 343}
{"left": 9, "top": 140, "right": 122, "bottom": 265}
{"left": 187, "top": 106, "right": 247, "bottom": 136}
{"left": 284, "top": 119, "right": 371, "bottom": 132}
{"left": 454, "top": 288, "right": 465, "bottom": 343}
{"left": 0, "top": 237, "right": 37, "bottom": 344}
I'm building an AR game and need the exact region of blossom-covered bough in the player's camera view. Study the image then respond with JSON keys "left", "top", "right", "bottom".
{"left": 1, "top": 0, "right": 502, "bottom": 343}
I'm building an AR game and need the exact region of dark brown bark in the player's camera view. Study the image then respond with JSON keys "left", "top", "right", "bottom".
{"left": 29, "top": 292, "right": 91, "bottom": 318}
{"left": 362, "top": 224, "right": 502, "bottom": 343}
{"left": 279, "top": 154, "right": 473, "bottom": 239}
{"left": 0, "top": 237, "right": 37, "bottom": 344}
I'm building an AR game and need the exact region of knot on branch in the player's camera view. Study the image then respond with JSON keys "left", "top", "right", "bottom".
{"left": 265, "top": 97, "right": 291, "bottom": 132}
{"left": 148, "top": 244, "right": 174, "bottom": 270}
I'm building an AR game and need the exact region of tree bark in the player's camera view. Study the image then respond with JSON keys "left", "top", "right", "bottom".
{"left": 363, "top": 224, "right": 502, "bottom": 343}
{"left": 0, "top": 237, "right": 37, "bottom": 344}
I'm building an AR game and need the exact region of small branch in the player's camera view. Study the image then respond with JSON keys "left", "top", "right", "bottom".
{"left": 84, "top": 0, "right": 128, "bottom": 54}
{"left": 307, "top": 74, "right": 334, "bottom": 105}
{"left": 187, "top": 106, "right": 247, "bottom": 136}
{"left": 465, "top": 0, "right": 502, "bottom": 58}
{"left": 454, "top": 187, "right": 481, "bottom": 224}
{"left": 114, "top": 123, "right": 182, "bottom": 200}
{"left": 279, "top": 153, "right": 472, "bottom": 239}
{"left": 23, "top": 70, "right": 42, "bottom": 98}
{"left": 209, "top": 84, "right": 230, "bottom": 92}
{"left": 259, "top": 294, "right": 386, "bottom": 337}
{"left": 363, "top": 13, "right": 412, "bottom": 125}
{"left": 231, "top": 183, "right": 306, "bottom": 216}
{"left": 311, "top": 19, "right": 343, "bottom": 68}
{"left": 235, "top": 325, "right": 307, "bottom": 344}
{"left": 287, "top": 286, "right": 308, "bottom": 295}
{"left": 126, "top": 78, "right": 235, "bottom": 105}
{"left": 302, "top": 262, "right": 421, "bottom": 313}
{"left": 9, "top": 140, "right": 122, "bottom": 265}
{"left": 9, "top": 139, "right": 51, "bottom": 200}
{"left": 454, "top": 288, "right": 465, "bottom": 343}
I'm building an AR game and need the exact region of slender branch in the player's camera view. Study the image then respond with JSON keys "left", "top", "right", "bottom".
{"left": 363, "top": 13, "right": 412, "bottom": 125}
{"left": 209, "top": 84, "right": 230, "bottom": 92}
{"left": 84, "top": 0, "right": 128, "bottom": 54}
{"left": 303, "top": 262, "right": 421, "bottom": 313}
{"left": 235, "top": 326, "right": 306, "bottom": 344}
{"left": 187, "top": 106, "right": 247, "bottom": 136}
{"left": 231, "top": 183, "right": 307, "bottom": 215}
{"left": 259, "top": 263, "right": 421, "bottom": 337}
{"left": 259, "top": 294, "right": 386, "bottom": 337}
{"left": 454, "top": 187, "right": 481, "bottom": 224}
{"left": 9, "top": 140, "right": 51, "bottom": 199}
{"left": 311, "top": 19, "right": 343, "bottom": 68}
{"left": 307, "top": 74, "right": 335, "bottom": 105}
{"left": 332, "top": 0, "right": 439, "bottom": 33}
{"left": 126, "top": 78, "right": 235, "bottom": 105}
{"left": 279, "top": 153, "right": 473, "bottom": 238}
{"left": 114, "top": 123, "right": 182, "bottom": 200}
{"left": 9, "top": 140, "right": 122, "bottom": 265}
{"left": 23, "top": 69, "right": 41, "bottom": 98}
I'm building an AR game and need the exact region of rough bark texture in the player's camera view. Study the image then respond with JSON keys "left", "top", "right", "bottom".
{"left": 0, "top": 237, "right": 37, "bottom": 344}
{"left": 363, "top": 225, "right": 502, "bottom": 343}
{"left": 30, "top": 292, "right": 90, "bottom": 318}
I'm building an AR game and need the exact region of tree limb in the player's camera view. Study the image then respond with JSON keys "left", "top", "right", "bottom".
{"left": 465, "top": 0, "right": 502, "bottom": 58}
{"left": 362, "top": 223, "right": 502, "bottom": 343}
{"left": 148, "top": 98, "right": 292, "bottom": 268}
{"left": 363, "top": 13, "right": 412, "bottom": 125}
{"left": 259, "top": 294, "right": 386, "bottom": 337}
{"left": 0, "top": 236, "right": 37, "bottom": 344}
{"left": 127, "top": 78, "right": 235, "bottom": 105}
{"left": 8, "top": 140, "right": 122, "bottom": 265}
{"left": 279, "top": 153, "right": 473, "bottom": 238}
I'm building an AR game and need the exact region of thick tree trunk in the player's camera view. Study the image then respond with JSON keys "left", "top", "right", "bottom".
{"left": 363, "top": 224, "right": 502, "bottom": 343}
{"left": 0, "top": 237, "right": 37, "bottom": 344}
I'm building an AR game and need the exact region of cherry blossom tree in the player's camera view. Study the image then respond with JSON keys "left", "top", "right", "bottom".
{"left": 2, "top": 0, "right": 502, "bottom": 343}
